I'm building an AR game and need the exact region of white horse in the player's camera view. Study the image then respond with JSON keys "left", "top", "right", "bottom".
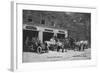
{"left": 74, "top": 40, "right": 88, "bottom": 51}
{"left": 45, "top": 41, "right": 56, "bottom": 46}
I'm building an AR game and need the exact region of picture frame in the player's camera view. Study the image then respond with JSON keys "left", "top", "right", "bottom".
{"left": 11, "top": 1, "right": 97, "bottom": 71}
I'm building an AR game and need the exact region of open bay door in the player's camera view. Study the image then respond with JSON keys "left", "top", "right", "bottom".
{"left": 43, "top": 32, "right": 54, "bottom": 42}
{"left": 43, "top": 29, "right": 54, "bottom": 42}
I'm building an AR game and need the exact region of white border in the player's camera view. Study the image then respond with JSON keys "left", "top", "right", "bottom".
{"left": 11, "top": 1, "right": 97, "bottom": 72}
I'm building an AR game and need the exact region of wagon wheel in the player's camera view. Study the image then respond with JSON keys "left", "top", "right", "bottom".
{"left": 37, "top": 46, "right": 42, "bottom": 54}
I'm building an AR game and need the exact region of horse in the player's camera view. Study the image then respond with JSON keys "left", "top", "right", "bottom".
{"left": 61, "top": 39, "right": 70, "bottom": 52}
{"left": 80, "top": 40, "right": 88, "bottom": 50}
{"left": 73, "top": 41, "right": 82, "bottom": 51}
{"left": 56, "top": 40, "right": 64, "bottom": 52}
{"left": 73, "top": 40, "right": 88, "bottom": 51}
{"left": 45, "top": 40, "right": 57, "bottom": 51}
{"left": 83, "top": 40, "right": 88, "bottom": 49}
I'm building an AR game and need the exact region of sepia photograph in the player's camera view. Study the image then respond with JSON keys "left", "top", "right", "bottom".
{"left": 22, "top": 9, "right": 91, "bottom": 63}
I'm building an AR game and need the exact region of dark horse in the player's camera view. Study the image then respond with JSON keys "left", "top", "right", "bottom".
{"left": 56, "top": 37, "right": 75, "bottom": 52}
{"left": 62, "top": 37, "right": 75, "bottom": 51}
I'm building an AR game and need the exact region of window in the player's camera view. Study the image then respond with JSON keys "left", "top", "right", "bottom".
{"left": 28, "top": 16, "right": 32, "bottom": 22}
{"left": 28, "top": 18, "right": 32, "bottom": 22}
{"left": 51, "top": 21, "right": 54, "bottom": 26}
{"left": 41, "top": 19, "right": 45, "bottom": 24}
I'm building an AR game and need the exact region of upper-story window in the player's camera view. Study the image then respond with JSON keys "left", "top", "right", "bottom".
{"left": 28, "top": 16, "right": 32, "bottom": 22}
{"left": 51, "top": 21, "right": 54, "bottom": 26}
{"left": 41, "top": 19, "right": 45, "bottom": 24}
{"left": 51, "top": 21, "right": 56, "bottom": 27}
{"left": 28, "top": 18, "right": 32, "bottom": 22}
